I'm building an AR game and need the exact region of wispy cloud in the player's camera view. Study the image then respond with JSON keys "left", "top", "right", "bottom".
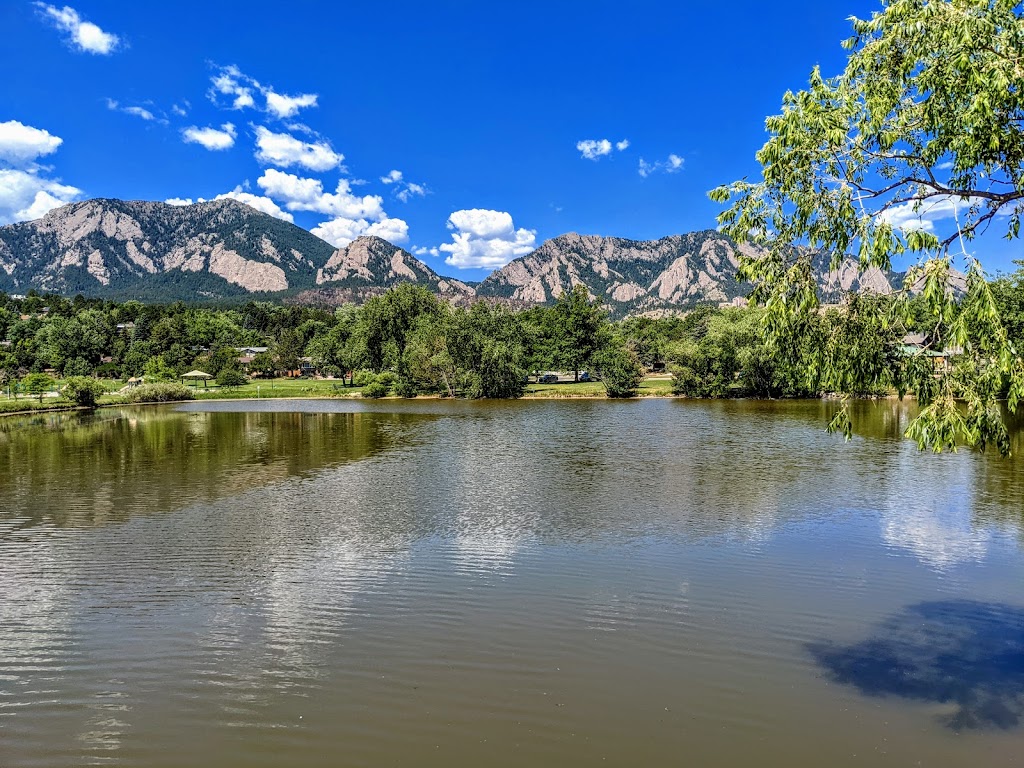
{"left": 638, "top": 153, "right": 684, "bottom": 177}
{"left": 208, "top": 64, "right": 319, "bottom": 121}
{"left": 35, "top": 3, "right": 120, "bottom": 55}
{"left": 380, "top": 169, "right": 428, "bottom": 202}
{"left": 106, "top": 99, "right": 167, "bottom": 124}
{"left": 577, "top": 138, "right": 630, "bottom": 160}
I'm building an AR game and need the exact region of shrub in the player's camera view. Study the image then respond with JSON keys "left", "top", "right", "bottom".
{"left": 216, "top": 369, "right": 248, "bottom": 388}
{"left": 124, "top": 382, "right": 195, "bottom": 403}
{"left": 361, "top": 372, "right": 396, "bottom": 399}
{"left": 62, "top": 376, "right": 107, "bottom": 407}
{"left": 361, "top": 380, "right": 389, "bottom": 398}
{"left": 352, "top": 369, "right": 375, "bottom": 387}
{"left": 595, "top": 345, "right": 644, "bottom": 398}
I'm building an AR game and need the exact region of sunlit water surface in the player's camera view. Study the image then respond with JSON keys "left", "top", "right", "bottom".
{"left": 1, "top": 398, "right": 1022, "bottom": 767}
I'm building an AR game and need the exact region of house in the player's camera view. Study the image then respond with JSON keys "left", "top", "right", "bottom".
{"left": 236, "top": 346, "right": 269, "bottom": 356}
{"left": 284, "top": 357, "right": 318, "bottom": 378}
{"left": 900, "top": 333, "right": 960, "bottom": 370}
{"left": 115, "top": 322, "right": 136, "bottom": 333}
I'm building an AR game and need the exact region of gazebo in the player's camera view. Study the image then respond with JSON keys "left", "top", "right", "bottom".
{"left": 182, "top": 370, "right": 213, "bottom": 388}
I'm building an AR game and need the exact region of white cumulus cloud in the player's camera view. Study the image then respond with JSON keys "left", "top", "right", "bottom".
{"left": 0, "top": 120, "right": 63, "bottom": 167}
{"left": 366, "top": 217, "right": 409, "bottom": 243}
{"left": 0, "top": 120, "right": 80, "bottom": 224}
{"left": 254, "top": 126, "right": 343, "bottom": 171}
{"left": 439, "top": 209, "right": 537, "bottom": 269}
{"left": 256, "top": 169, "right": 382, "bottom": 219}
{"left": 214, "top": 187, "right": 294, "bottom": 222}
{"left": 616, "top": 139, "right": 630, "bottom": 151}
{"left": 164, "top": 197, "right": 196, "bottom": 206}
{"left": 311, "top": 216, "right": 409, "bottom": 248}
{"left": 265, "top": 91, "right": 318, "bottom": 119}
{"left": 0, "top": 169, "right": 81, "bottom": 224}
{"left": 381, "top": 170, "right": 403, "bottom": 184}
{"left": 36, "top": 3, "right": 120, "bottom": 54}
{"left": 255, "top": 168, "right": 406, "bottom": 248}
{"left": 182, "top": 123, "right": 237, "bottom": 151}
{"left": 877, "top": 195, "right": 1012, "bottom": 235}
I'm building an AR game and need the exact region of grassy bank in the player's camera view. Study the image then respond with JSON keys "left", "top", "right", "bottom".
{"left": 524, "top": 376, "right": 674, "bottom": 398}
{"left": 0, "top": 375, "right": 680, "bottom": 416}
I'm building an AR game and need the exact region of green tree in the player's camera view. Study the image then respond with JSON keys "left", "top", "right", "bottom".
{"left": 22, "top": 372, "right": 54, "bottom": 403}
{"left": 990, "top": 260, "right": 1024, "bottom": 351}
{"left": 62, "top": 376, "right": 107, "bottom": 407}
{"left": 594, "top": 342, "right": 645, "bottom": 398}
{"left": 216, "top": 369, "right": 248, "bottom": 388}
{"left": 354, "top": 285, "right": 442, "bottom": 372}
{"left": 306, "top": 305, "right": 360, "bottom": 385}
{"left": 550, "top": 286, "right": 610, "bottom": 382}
{"left": 143, "top": 356, "right": 177, "bottom": 382}
{"left": 711, "top": 0, "right": 1024, "bottom": 454}
{"left": 0, "top": 352, "right": 18, "bottom": 395}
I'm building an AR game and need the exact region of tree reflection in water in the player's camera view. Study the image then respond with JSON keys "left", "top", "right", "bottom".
{"left": 809, "top": 600, "right": 1024, "bottom": 730}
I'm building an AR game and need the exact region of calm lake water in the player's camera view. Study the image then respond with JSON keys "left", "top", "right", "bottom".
{"left": 1, "top": 398, "right": 1022, "bottom": 767}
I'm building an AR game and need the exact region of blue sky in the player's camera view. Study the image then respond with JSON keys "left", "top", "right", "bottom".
{"left": 1, "top": 1, "right": 1019, "bottom": 281}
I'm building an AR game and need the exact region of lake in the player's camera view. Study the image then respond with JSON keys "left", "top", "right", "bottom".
{"left": 1, "top": 398, "right": 1022, "bottom": 767}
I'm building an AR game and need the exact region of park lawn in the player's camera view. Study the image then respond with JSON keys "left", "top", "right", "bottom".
{"left": 0, "top": 377, "right": 363, "bottom": 415}
{"left": 186, "top": 378, "right": 364, "bottom": 400}
{"left": 1, "top": 375, "right": 674, "bottom": 414}
{"left": 523, "top": 375, "right": 675, "bottom": 398}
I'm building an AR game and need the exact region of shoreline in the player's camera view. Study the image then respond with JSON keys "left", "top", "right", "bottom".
{"left": 0, "top": 389, "right": 913, "bottom": 419}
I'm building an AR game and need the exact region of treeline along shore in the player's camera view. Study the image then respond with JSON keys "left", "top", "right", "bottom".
{"left": 1, "top": 260, "right": 1023, "bottom": 412}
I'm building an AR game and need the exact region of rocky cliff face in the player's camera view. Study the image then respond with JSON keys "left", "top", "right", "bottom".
{"left": 317, "top": 236, "right": 473, "bottom": 295}
{"left": 0, "top": 199, "right": 907, "bottom": 313}
{"left": 0, "top": 198, "right": 337, "bottom": 297}
{"left": 476, "top": 231, "right": 898, "bottom": 317}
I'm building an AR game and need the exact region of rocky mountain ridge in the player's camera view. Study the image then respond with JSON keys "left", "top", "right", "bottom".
{"left": 1, "top": 198, "right": 904, "bottom": 314}
{"left": 476, "top": 231, "right": 897, "bottom": 316}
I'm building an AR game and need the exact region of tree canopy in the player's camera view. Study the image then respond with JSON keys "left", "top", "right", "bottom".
{"left": 711, "top": 0, "right": 1024, "bottom": 454}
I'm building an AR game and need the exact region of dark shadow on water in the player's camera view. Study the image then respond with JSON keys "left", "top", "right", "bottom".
{"left": 808, "top": 600, "right": 1024, "bottom": 731}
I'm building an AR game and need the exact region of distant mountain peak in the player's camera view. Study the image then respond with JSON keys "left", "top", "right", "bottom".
{"left": 476, "top": 230, "right": 897, "bottom": 317}
{"left": 1, "top": 197, "right": 908, "bottom": 313}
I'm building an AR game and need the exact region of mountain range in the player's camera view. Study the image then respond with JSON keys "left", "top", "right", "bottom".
{"left": 0, "top": 198, "right": 899, "bottom": 315}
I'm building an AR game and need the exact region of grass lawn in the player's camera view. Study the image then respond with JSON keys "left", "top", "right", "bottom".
{"left": 0, "top": 374, "right": 676, "bottom": 415}
{"left": 524, "top": 375, "right": 675, "bottom": 398}
{"left": 186, "top": 378, "right": 364, "bottom": 400}
{"left": 0, "top": 377, "right": 364, "bottom": 415}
